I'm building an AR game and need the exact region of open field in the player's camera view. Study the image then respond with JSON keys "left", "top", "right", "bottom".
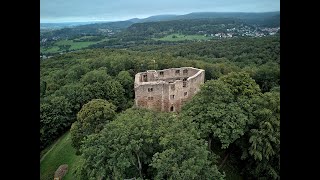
{"left": 40, "top": 131, "right": 82, "bottom": 180}
{"left": 40, "top": 46, "right": 60, "bottom": 53}
{"left": 41, "top": 37, "right": 108, "bottom": 54}
{"left": 56, "top": 40, "right": 99, "bottom": 49}
{"left": 154, "top": 33, "right": 213, "bottom": 41}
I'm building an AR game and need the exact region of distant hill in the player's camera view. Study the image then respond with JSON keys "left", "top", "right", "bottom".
{"left": 128, "top": 15, "right": 179, "bottom": 23}
{"left": 124, "top": 18, "right": 242, "bottom": 37}
{"left": 40, "top": 20, "right": 134, "bottom": 39}
{"left": 40, "top": 11, "right": 279, "bottom": 41}
{"left": 128, "top": 11, "right": 280, "bottom": 27}
{"left": 178, "top": 11, "right": 279, "bottom": 20}
{"left": 40, "top": 22, "right": 98, "bottom": 30}
{"left": 41, "top": 11, "right": 279, "bottom": 31}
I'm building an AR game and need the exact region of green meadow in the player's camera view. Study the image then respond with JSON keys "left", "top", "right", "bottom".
{"left": 40, "top": 131, "right": 82, "bottom": 180}
{"left": 41, "top": 37, "right": 107, "bottom": 54}
{"left": 154, "top": 33, "right": 213, "bottom": 41}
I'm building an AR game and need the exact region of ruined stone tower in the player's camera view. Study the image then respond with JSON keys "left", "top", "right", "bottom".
{"left": 134, "top": 67, "right": 205, "bottom": 112}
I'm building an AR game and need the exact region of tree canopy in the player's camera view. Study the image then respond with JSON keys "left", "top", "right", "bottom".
{"left": 40, "top": 34, "right": 280, "bottom": 179}
{"left": 182, "top": 72, "right": 261, "bottom": 149}
{"left": 181, "top": 72, "right": 279, "bottom": 179}
{"left": 79, "top": 108, "right": 225, "bottom": 180}
{"left": 70, "top": 99, "right": 116, "bottom": 153}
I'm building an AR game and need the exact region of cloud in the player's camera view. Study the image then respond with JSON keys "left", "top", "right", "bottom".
{"left": 40, "top": 0, "right": 280, "bottom": 22}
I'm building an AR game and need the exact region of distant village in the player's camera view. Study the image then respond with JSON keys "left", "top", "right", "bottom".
{"left": 204, "top": 25, "right": 280, "bottom": 39}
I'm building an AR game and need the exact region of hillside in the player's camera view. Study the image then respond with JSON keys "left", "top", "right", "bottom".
{"left": 126, "top": 11, "right": 280, "bottom": 27}
{"left": 41, "top": 31, "right": 280, "bottom": 179}
{"left": 40, "top": 11, "right": 280, "bottom": 57}
{"left": 40, "top": 131, "right": 83, "bottom": 180}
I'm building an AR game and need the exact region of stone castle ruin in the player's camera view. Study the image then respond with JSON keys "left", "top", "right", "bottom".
{"left": 134, "top": 67, "right": 205, "bottom": 112}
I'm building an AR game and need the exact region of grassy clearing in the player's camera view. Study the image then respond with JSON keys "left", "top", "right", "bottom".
{"left": 41, "top": 46, "right": 60, "bottom": 53}
{"left": 40, "top": 135, "right": 62, "bottom": 161}
{"left": 40, "top": 131, "right": 83, "bottom": 180}
{"left": 41, "top": 37, "right": 108, "bottom": 54}
{"left": 154, "top": 33, "right": 213, "bottom": 41}
{"left": 73, "top": 36, "right": 95, "bottom": 41}
{"left": 55, "top": 40, "right": 98, "bottom": 50}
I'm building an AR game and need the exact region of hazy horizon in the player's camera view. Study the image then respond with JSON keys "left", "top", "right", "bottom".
{"left": 40, "top": 0, "right": 279, "bottom": 23}
{"left": 40, "top": 10, "right": 280, "bottom": 24}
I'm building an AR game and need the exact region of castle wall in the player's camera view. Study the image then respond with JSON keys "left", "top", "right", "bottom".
{"left": 134, "top": 67, "right": 204, "bottom": 112}
{"left": 134, "top": 83, "right": 164, "bottom": 112}
{"left": 186, "top": 69, "right": 205, "bottom": 98}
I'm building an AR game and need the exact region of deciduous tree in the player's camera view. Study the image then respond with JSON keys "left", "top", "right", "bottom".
{"left": 70, "top": 99, "right": 116, "bottom": 153}
{"left": 182, "top": 72, "right": 261, "bottom": 149}
{"left": 80, "top": 108, "right": 225, "bottom": 179}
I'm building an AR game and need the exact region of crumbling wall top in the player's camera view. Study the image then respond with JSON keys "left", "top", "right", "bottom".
{"left": 134, "top": 67, "right": 204, "bottom": 88}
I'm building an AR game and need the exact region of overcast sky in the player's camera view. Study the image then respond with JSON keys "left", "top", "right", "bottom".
{"left": 40, "top": 0, "right": 280, "bottom": 23}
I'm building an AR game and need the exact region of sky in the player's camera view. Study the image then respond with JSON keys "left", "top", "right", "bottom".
{"left": 40, "top": 0, "right": 280, "bottom": 23}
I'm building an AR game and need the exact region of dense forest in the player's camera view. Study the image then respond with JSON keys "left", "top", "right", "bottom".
{"left": 41, "top": 12, "right": 279, "bottom": 56}
{"left": 41, "top": 11, "right": 279, "bottom": 40}
{"left": 123, "top": 18, "right": 242, "bottom": 37}
{"left": 40, "top": 30, "right": 279, "bottom": 179}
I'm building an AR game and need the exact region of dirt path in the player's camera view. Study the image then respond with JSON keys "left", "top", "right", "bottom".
{"left": 40, "top": 137, "right": 63, "bottom": 163}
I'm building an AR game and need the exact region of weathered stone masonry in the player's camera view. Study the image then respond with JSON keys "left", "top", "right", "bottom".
{"left": 134, "top": 67, "right": 205, "bottom": 112}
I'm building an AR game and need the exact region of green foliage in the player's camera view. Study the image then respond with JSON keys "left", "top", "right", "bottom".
{"left": 40, "top": 59, "right": 130, "bottom": 150}
{"left": 182, "top": 72, "right": 261, "bottom": 149}
{"left": 136, "top": 36, "right": 280, "bottom": 67}
{"left": 181, "top": 72, "right": 279, "bottom": 179}
{"left": 43, "top": 69, "right": 69, "bottom": 95}
{"left": 253, "top": 62, "right": 280, "bottom": 92}
{"left": 80, "top": 68, "right": 110, "bottom": 85}
{"left": 151, "top": 117, "right": 225, "bottom": 180}
{"left": 53, "top": 83, "right": 85, "bottom": 113}
{"left": 270, "top": 86, "right": 280, "bottom": 92}
{"left": 40, "top": 40, "right": 279, "bottom": 152}
{"left": 40, "top": 131, "right": 83, "bottom": 180}
{"left": 41, "top": 13, "right": 279, "bottom": 52}
{"left": 82, "top": 80, "right": 126, "bottom": 110}
{"left": 40, "top": 35, "right": 280, "bottom": 179}
{"left": 70, "top": 99, "right": 116, "bottom": 153}
{"left": 155, "top": 33, "right": 212, "bottom": 42}
{"left": 41, "top": 38, "right": 108, "bottom": 54}
{"left": 116, "top": 70, "right": 134, "bottom": 99}
{"left": 79, "top": 108, "right": 225, "bottom": 179}
{"left": 40, "top": 96, "right": 73, "bottom": 150}
{"left": 123, "top": 18, "right": 240, "bottom": 39}
{"left": 219, "top": 71, "right": 261, "bottom": 99}
{"left": 76, "top": 68, "right": 128, "bottom": 110}
{"left": 79, "top": 108, "right": 158, "bottom": 179}
{"left": 40, "top": 80, "right": 47, "bottom": 97}
{"left": 40, "top": 79, "right": 126, "bottom": 151}
{"left": 241, "top": 91, "right": 280, "bottom": 179}
{"left": 41, "top": 21, "right": 132, "bottom": 41}
{"left": 64, "top": 64, "right": 91, "bottom": 83}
